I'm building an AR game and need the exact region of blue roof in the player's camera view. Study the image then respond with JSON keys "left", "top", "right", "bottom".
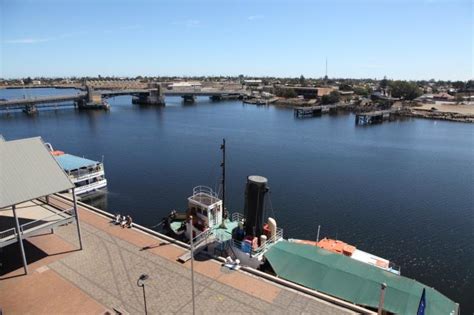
{"left": 54, "top": 154, "right": 100, "bottom": 171}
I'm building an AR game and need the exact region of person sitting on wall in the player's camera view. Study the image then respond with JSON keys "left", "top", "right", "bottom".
{"left": 125, "top": 215, "right": 133, "bottom": 228}
{"left": 120, "top": 216, "right": 128, "bottom": 228}
{"left": 113, "top": 213, "right": 122, "bottom": 225}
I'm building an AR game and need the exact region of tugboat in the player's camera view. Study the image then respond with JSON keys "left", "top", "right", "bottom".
{"left": 163, "top": 140, "right": 284, "bottom": 268}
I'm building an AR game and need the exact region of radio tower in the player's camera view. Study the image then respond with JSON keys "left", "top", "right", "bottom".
{"left": 324, "top": 57, "right": 328, "bottom": 86}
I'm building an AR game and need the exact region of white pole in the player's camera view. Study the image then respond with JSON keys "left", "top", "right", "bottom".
{"left": 189, "top": 216, "right": 196, "bottom": 315}
{"left": 316, "top": 225, "right": 321, "bottom": 242}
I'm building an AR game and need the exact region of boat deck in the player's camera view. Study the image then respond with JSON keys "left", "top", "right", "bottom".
{"left": 0, "top": 196, "right": 357, "bottom": 314}
{"left": 214, "top": 219, "right": 239, "bottom": 241}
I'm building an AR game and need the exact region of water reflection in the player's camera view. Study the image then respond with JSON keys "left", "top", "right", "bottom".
{"left": 79, "top": 190, "right": 108, "bottom": 211}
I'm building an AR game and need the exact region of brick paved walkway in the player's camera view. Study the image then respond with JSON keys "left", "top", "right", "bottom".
{"left": 1, "top": 201, "right": 357, "bottom": 315}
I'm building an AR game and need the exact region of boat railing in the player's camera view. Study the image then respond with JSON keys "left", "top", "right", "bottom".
{"left": 231, "top": 212, "right": 245, "bottom": 223}
{"left": 75, "top": 178, "right": 107, "bottom": 192}
{"left": 192, "top": 185, "right": 218, "bottom": 198}
{"left": 231, "top": 227, "right": 284, "bottom": 256}
{"left": 191, "top": 227, "right": 213, "bottom": 246}
{"left": 69, "top": 167, "right": 104, "bottom": 180}
{"left": 388, "top": 261, "right": 401, "bottom": 275}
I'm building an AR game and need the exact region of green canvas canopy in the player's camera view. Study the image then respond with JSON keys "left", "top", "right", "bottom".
{"left": 265, "top": 241, "right": 458, "bottom": 314}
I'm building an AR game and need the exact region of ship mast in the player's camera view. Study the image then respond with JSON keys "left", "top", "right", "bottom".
{"left": 220, "top": 138, "right": 227, "bottom": 218}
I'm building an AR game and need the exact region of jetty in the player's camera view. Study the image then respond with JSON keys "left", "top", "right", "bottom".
{"left": 294, "top": 103, "right": 352, "bottom": 118}
{"left": 355, "top": 110, "right": 394, "bottom": 125}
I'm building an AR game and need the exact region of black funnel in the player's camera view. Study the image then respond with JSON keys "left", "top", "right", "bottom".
{"left": 244, "top": 175, "right": 268, "bottom": 237}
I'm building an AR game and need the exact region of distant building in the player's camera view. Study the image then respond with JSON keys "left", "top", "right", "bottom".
{"left": 32, "top": 80, "right": 41, "bottom": 85}
{"left": 433, "top": 93, "right": 455, "bottom": 101}
{"left": 275, "top": 86, "right": 338, "bottom": 99}
{"left": 316, "top": 87, "right": 336, "bottom": 97}
{"left": 168, "top": 82, "right": 202, "bottom": 90}
{"left": 243, "top": 79, "right": 263, "bottom": 87}
{"left": 414, "top": 94, "right": 434, "bottom": 103}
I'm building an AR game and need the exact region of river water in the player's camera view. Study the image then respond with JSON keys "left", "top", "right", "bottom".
{"left": 1, "top": 88, "right": 473, "bottom": 312}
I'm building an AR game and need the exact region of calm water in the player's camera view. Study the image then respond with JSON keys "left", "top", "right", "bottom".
{"left": 1, "top": 88, "right": 473, "bottom": 312}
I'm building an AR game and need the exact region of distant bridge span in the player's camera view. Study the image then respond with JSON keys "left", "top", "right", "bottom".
{"left": 0, "top": 88, "right": 249, "bottom": 112}
{"left": 100, "top": 89, "right": 248, "bottom": 97}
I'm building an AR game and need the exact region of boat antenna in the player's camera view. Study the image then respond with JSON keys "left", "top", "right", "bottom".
{"left": 220, "top": 138, "right": 227, "bottom": 219}
{"left": 316, "top": 225, "right": 321, "bottom": 242}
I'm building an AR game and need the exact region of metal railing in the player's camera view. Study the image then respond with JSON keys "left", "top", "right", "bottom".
{"left": 231, "top": 212, "right": 245, "bottom": 223}
{"left": 190, "top": 186, "right": 220, "bottom": 206}
{"left": 19, "top": 210, "right": 73, "bottom": 234}
{"left": 74, "top": 179, "right": 107, "bottom": 193}
{"left": 231, "top": 226, "right": 284, "bottom": 256}
{"left": 388, "top": 261, "right": 401, "bottom": 275}
{"left": 192, "top": 185, "right": 218, "bottom": 198}
{"left": 70, "top": 169, "right": 104, "bottom": 182}
{"left": 0, "top": 227, "right": 17, "bottom": 240}
{"left": 192, "top": 227, "right": 213, "bottom": 246}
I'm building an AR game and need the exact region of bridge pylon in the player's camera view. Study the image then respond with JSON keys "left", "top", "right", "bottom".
{"left": 132, "top": 83, "right": 165, "bottom": 106}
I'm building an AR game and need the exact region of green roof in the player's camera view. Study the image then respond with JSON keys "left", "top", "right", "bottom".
{"left": 265, "top": 241, "right": 458, "bottom": 315}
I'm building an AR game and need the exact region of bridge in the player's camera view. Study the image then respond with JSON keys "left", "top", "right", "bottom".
{"left": 0, "top": 84, "right": 249, "bottom": 114}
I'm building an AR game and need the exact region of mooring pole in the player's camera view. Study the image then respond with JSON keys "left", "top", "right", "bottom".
{"left": 377, "top": 282, "right": 387, "bottom": 315}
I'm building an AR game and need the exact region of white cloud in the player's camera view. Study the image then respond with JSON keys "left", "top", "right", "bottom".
{"left": 172, "top": 19, "right": 201, "bottom": 28}
{"left": 4, "top": 38, "right": 52, "bottom": 44}
{"left": 248, "top": 15, "right": 264, "bottom": 21}
{"left": 3, "top": 31, "right": 88, "bottom": 44}
{"left": 185, "top": 19, "right": 201, "bottom": 27}
{"left": 359, "top": 63, "right": 384, "bottom": 69}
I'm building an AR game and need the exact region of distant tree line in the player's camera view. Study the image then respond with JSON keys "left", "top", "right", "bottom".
{"left": 321, "top": 91, "right": 340, "bottom": 104}
{"left": 388, "top": 81, "right": 421, "bottom": 100}
{"left": 274, "top": 87, "right": 297, "bottom": 98}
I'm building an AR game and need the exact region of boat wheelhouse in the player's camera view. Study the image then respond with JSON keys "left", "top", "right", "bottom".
{"left": 186, "top": 185, "right": 224, "bottom": 239}
{"left": 44, "top": 143, "right": 107, "bottom": 195}
{"left": 164, "top": 186, "right": 223, "bottom": 239}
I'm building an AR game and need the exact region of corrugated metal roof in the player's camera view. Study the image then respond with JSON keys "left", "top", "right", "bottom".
{"left": 265, "top": 240, "right": 458, "bottom": 314}
{"left": 0, "top": 137, "right": 74, "bottom": 208}
{"left": 55, "top": 154, "right": 100, "bottom": 171}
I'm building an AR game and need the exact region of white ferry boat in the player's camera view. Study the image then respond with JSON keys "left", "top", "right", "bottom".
{"left": 45, "top": 143, "right": 107, "bottom": 195}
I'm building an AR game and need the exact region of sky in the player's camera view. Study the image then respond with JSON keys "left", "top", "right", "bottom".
{"left": 0, "top": 0, "right": 472, "bottom": 80}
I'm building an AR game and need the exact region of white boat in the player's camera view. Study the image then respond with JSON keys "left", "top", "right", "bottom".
{"left": 45, "top": 143, "right": 108, "bottom": 195}
{"left": 288, "top": 237, "right": 401, "bottom": 275}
